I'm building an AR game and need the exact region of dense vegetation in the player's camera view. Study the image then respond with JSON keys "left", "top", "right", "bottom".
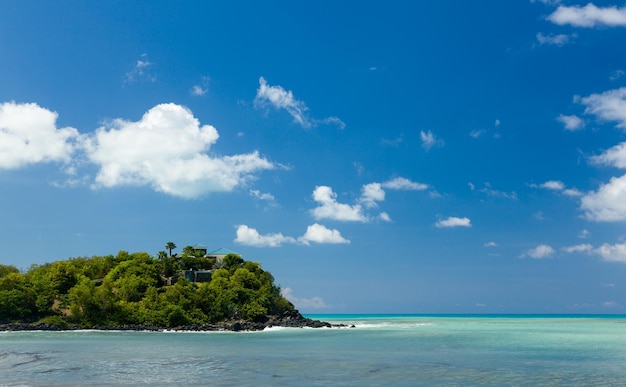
{"left": 0, "top": 246, "right": 295, "bottom": 328}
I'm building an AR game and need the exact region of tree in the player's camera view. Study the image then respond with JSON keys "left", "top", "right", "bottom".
{"left": 222, "top": 254, "right": 244, "bottom": 271}
{"left": 0, "top": 264, "right": 19, "bottom": 278}
{"left": 165, "top": 242, "right": 177, "bottom": 257}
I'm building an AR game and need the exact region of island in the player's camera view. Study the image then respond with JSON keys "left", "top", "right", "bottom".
{"left": 0, "top": 244, "right": 337, "bottom": 331}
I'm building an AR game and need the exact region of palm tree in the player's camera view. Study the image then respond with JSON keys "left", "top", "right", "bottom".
{"left": 165, "top": 242, "right": 177, "bottom": 257}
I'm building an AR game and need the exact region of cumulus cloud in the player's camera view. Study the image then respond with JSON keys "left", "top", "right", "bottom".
{"left": 299, "top": 223, "right": 350, "bottom": 245}
{"left": 536, "top": 32, "right": 575, "bottom": 46}
{"left": 420, "top": 130, "right": 444, "bottom": 151}
{"left": 281, "top": 287, "right": 328, "bottom": 309}
{"left": 310, "top": 185, "right": 368, "bottom": 222}
{"left": 360, "top": 183, "right": 385, "bottom": 208}
{"left": 190, "top": 76, "right": 209, "bottom": 96}
{"left": 560, "top": 241, "right": 626, "bottom": 264}
{"left": 521, "top": 244, "right": 555, "bottom": 259}
{"left": 250, "top": 189, "right": 278, "bottom": 208}
{"left": 190, "top": 85, "right": 207, "bottom": 96}
{"left": 581, "top": 174, "right": 626, "bottom": 221}
{"left": 379, "top": 212, "right": 392, "bottom": 222}
{"left": 548, "top": 3, "right": 626, "bottom": 27}
{"left": 381, "top": 177, "right": 429, "bottom": 191}
{"left": 531, "top": 180, "right": 583, "bottom": 197}
{"left": 310, "top": 178, "right": 427, "bottom": 222}
{"left": 580, "top": 87, "right": 626, "bottom": 129}
{"left": 538, "top": 180, "right": 565, "bottom": 190}
{"left": 557, "top": 114, "right": 584, "bottom": 131}
{"left": 0, "top": 102, "right": 80, "bottom": 170}
{"left": 254, "top": 77, "right": 344, "bottom": 129}
{"left": 590, "top": 142, "right": 626, "bottom": 169}
{"left": 234, "top": 223, "right": 349, "bottom": 247}
{"left": 595, "top": 243, "right": 626, "bottom": 263}
{"left": 562, "top": 243, "right": 593, "bottom": 253}
{"left": 84, "top": 103, "right": 274, "bottom": 198}
{"left": 234, "top": 225, "right": 296, "bottom": 247}
{"left": 435, "top": 216, "right": 472, "bottom": 228}
{"left": 250, "top": 189, "right": 276, "bottom": 202}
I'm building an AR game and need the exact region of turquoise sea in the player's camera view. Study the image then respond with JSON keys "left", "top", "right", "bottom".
{"left": 2, "top": 315, "right": 626, "bottom": 386}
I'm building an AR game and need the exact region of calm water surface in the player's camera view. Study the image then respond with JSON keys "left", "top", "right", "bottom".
{"left": 1, "top": 315, "right": 626, "bottom": 386}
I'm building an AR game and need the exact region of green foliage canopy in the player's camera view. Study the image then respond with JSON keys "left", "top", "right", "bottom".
{"left": 0, "top": 250, "right": 294, "bottom": 328}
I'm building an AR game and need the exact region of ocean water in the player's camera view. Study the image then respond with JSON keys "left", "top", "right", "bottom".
{"left": 2, "top": 315, "right": 626, "bottom": 386}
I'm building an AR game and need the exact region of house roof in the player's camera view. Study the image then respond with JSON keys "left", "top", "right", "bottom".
{"left": 207, "top": 247, "right": 237, "bottom": 256}
{"left": 191, "top": 244, "right": 207, "bottom": 250}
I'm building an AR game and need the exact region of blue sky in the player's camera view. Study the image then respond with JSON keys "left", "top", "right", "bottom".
{"left": 2, "top": 0, "right": 626, "bottom": 313}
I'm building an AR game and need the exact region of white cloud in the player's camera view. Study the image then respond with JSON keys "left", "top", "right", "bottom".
{"left": 281, "top": 287, "right": 328, "bottom": 309}
{"left": 234, "top": 225, "right": 296, "bottom": 247}
{"left": 190, "top": 76, "right": 209, "bottom": 96}
{"left": 0, "top": 102, "right": 79, "bottom": 170}
{"left": 562, "top": 243, "right": 593, "bottom": 253}
{"left": 420, "top": 130, "right": 444, "bottom": 151}
{"left": 310, "top": 178, "right": 427, "bottom": 223}
{"left": 563, "top": 188, "right": 583, "bottom": 197}
{"left": 254, "top": 77, "right": 344, "bottom": 129}
{"left": 579, "top": 229, "right": 590, "bottom": 239}
{"left": 595, "top": 243, "right": 626, "bottom": 263}
{"left": 299, "top": 223, "right": 350, "bottom": 245}
{"left": 250, "top": 189, "right": 276, "bottom": 202}
{"left": 580, "top": 174, "right": 626, "bottom": 221}
{"left": 548, "top": 3, "right": 626, "bottom": 27}
{"left": 254, "top": 76, "right": 311, "bottom": 128}
{"left": 522, "top": 244, "right": 555, "bottom": 259}
{"left": 310, "top": 185, "right": 368, "bottom": 222}
{"left": 531, "top": 180, "right": 582, "bottom": 197}
{"left": 580, "top": 87, "right": 626, "bottom": 130}
{"left": 382, "top": 177, "right": 428, "bottom": 191}
{"left": 541, "top": 180, "right": 565, "bottom": 190}
{"left": 435, "top": 216, "right": 472, "bottom": 228}
{"left": 495, "top": 119, "right": 500, "bottom": 127}
{"left": 250, "top": 189, "right": 278, "bottom": 208}
{"left": 557, "top": 114, "right": 584, "bottom": 131}
{"left": 125, "top": 55, "right": 156, "bottom": 83}
{"left": 590, "top": 142, "right": 626, "bottom": 169}
{"left": 379, "top": 212, "right": 392, "bottom": 222}
{"left": 484, "top": 241, "right": 498, "bottom": 247}
{"left": 536, "top": 32, "right": 575, "bottom": 46}
{"left": 360, "top": 183, "right": 385, "bottom": 208}
{"left": 235, "top": 223, "right": 349, "bottom": 247}
{"left": 84, "top": 103, "right": 274, "bottom": 198}
{"left": 190, "top": 85, "right": 207, "bottom": 96}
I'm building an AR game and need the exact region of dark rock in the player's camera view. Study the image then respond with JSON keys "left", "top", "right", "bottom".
{"left": 0, "top": 309, "right": 344, "bottom": 332}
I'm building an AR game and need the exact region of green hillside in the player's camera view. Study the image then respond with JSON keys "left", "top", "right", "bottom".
{"left": 0, "top": 247, "right": 296, "bottom": 329}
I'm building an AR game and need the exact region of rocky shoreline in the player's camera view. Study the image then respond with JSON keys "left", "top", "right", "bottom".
{"left": 0, "top": 310, "right": 353, "bottom": 332}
